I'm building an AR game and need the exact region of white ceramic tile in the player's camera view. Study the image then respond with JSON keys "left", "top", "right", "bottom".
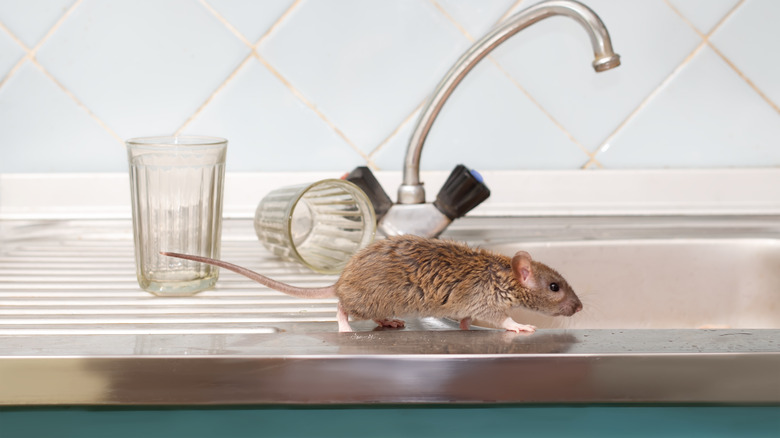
{"left": 0, "top": 62, "right": 124, "bottom": 173}
{"left": 435, "top": 0, "right": 517, "bottom": 38}
{"left": 205, "top": 0, "right": 296, "bottom": 43}
{"left": 0, "top": 0, "right": 75, "bottom": 48}
{"left": 710, "top": 0, "right": 780, "bottom": 109}
{"left": 35, "top": 0, "right": 249, "bottom": 140}
{"left": 370, "top": 107, "right": 418, "bottom": 171}
{"left": 372, "top": 58, "right": 586, "bottom": 171}
{"left": 258, "top": 0, "right": 471, "bottom": 154}
{"left": 597, "top": 46, "right": 780, "bottom": 168}
{"left": 0, "top": 27, "right": 26, "bottom": 79}
{"left": 182, "top": 57, "right": 364, "bottom": 172}
{"left": 493, "top": 0, "right": 701, "bottom": 152}
{"left": 666, "top": 0, "right": 740, "bottom": 34}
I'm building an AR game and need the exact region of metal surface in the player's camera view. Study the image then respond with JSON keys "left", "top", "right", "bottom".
{"left": 378, "top": 203, "right": 451, "bottom": 238}
{"left": 1, "top": 216, "right": 780, "bottom": 405}
{"left": 397, "top": 0, "right": 620, "bottom": 204}
{"left": 484, "top": 238, "right": 780, "bottom": 329}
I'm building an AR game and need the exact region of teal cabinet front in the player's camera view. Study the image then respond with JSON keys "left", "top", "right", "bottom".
{"left": 3, "top": 406, "right": 779, "bottom": 437}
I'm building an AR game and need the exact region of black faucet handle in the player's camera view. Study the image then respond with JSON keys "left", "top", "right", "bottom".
{"left": 344, "top": 166, "right": 393, "bottom": 221}
{"left": 434, "top": 164, "right": 491, "bottom": 220}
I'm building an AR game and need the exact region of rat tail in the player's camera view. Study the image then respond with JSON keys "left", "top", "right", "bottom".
{"left": 160, "top": 252, "right": 336, "bottom": 299}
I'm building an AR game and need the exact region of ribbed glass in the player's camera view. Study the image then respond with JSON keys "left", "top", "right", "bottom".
{"left": 254, "top": 179, "right": 376, "bottom": 274}
{"left": 126, "top": 136, "right": 227, "bottom": 295}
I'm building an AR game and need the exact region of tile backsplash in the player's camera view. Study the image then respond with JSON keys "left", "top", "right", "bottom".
{"left": 0, "top": 0, "right": 778, "bottom": 173}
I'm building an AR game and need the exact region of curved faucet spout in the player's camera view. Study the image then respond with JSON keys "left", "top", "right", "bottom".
{"left": 398, "top": 0, "right": 621, "bottom": 204}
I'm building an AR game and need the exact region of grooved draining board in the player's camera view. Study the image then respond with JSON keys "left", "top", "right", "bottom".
{"left": 0, "top": 219, "right": 340, "bottom": 335}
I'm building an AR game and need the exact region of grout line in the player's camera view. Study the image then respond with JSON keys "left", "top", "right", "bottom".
{"left": 367, "top": 98, "right": 428, "bottom": 170}
{"left": 365, "top": 156, "right": 379, "bottom": 171}
{"left": 664, "top": 0, "right": 743, "bottom": 40}
{"left": 176, "top": 0, "right": 257, "bottom": 134}
{"left": 174, "top": 52, "right": 255, "bottom": 135}
{"left": 255, "top": 54, "right": 370, "bottom": 162}
{"left": 183, "top": 0, "right": 367, "bottom": 164}
{"left": 587, "top": 0, "right": 741, "bottom": 164}
{"left": 582, "top": 156, "right": 598, "bottom": 168}
{"left": 497, "top": 0, "right": 528, "bottom": 24}
{"left": 589, "top": 41, "right": 708, "bottom": 160}
{"left": 490, "top": 58, "right": 594, "bottom": 160}
{"left": 0, "top": 20, "right": 32, "bottom": 89}
{"left": 177, "top": 0, "right": 301, "bottom": 135}
{"left": 429, "top": 0, "right": 474, "bottom": 40}
{"left": 708, "top": 43, "right": 780, "bottom": 115}
{"left": 0, "top": 19, "right": 29, "bottom": 50}
{"left": 30, "top": 59, "right": 123, "bottom": 144}
{"left": 33, "top": 0, "right": 83, "bottom": 52}
{"left": 37, "top": 0, "right": 124, "bottom": 145}
{"left": 663, "top": 0, "right": 705, "bottom": 37}
{"left": 256, "top": 0, "right": 302, "bottom": 47}
{"left": 0, "top": 18, "right": 34, "bottom": 90}
{"left": 581, "top": 156, "right": 603, "bottom": 169}
{"left": 366, "top": 0, "right": 475, "bottom": 170}
{"left": 490, "top": 0, "right": 596, "bottom": 164}
{"left": 425, "top": 0, "right": 593, "bottom": 166}
{"left": 591, "top": 0, "right": 756, "bottom": 168}
{"left": 1, "top": 0, "right": 83, "bottom": 90}
{"left": 0, "top": 0, "right": 122, "bottom": 145}
{"left": 0, "top": 55, "right": 31, "bottom": 92}
{"left": 694, "top": 0, "right": 780, "bottom": 116}
{"left": 248, "top": 0, "right": 370, "bottom": 162}
{"left": 200, "top": 0, "right": 253, "bottom": 48}
{"left": 364, "top": 0, "right": 477, "bottom": 171}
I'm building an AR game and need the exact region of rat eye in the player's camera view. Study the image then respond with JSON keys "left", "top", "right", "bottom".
{"left": 549, "top": 283, "right": 560, "bottom": 292}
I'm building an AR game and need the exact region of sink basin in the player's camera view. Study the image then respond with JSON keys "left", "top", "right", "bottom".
{"left": 484, "top": 238, "right": 780, "bottom": 329}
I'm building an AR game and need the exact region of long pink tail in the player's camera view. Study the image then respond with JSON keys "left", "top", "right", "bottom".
{"left": 160, "top": 252, "right": 336, "bottom": 299}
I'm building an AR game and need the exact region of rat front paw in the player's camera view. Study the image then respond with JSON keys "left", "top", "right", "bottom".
{"left": 500, "top": 317, "right": 536, "bottom": 333}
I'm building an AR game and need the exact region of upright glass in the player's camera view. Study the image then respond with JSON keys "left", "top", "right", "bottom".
{"left": 254, "top": 179, "right": 376, "bottom": 274}
{"left": 126, "top": 136, "right": 227, "bottom": 296}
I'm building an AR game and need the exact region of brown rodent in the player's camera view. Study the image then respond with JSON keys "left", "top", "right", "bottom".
{"left": 162, "top": 235, "right": 583, "bottom": 333}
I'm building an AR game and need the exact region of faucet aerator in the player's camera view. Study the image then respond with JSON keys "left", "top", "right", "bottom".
{"left": 593, "top": 54, "right": 621, "bottom": 72}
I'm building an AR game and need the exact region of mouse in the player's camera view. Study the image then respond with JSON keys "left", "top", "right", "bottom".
{"left": 162, "top": 235, "right": 583, "bottom": 333}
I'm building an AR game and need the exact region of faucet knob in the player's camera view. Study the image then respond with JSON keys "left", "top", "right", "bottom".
{"left": 433, "top": 165, "right": 491, "bottom": 220}
{"left": 344, "top": 166, "right": 393, "bottom": 221}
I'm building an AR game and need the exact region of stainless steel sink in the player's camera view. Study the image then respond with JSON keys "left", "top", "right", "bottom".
{"left": 483, "top": 238, "right": 780, "bottom": 330}
{"left": 1, "top": 215, "right": 779, "bottom": 405}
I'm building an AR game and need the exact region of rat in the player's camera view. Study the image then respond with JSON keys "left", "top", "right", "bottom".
{"left": 162, "top": 235, "right": 583, "bottom": 333}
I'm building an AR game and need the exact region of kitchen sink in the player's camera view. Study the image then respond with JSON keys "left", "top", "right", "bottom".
{"left": 1, "top": 215, "right": 779, "bottom": 405}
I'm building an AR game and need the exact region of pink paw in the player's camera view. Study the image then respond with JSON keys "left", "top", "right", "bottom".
{"left": 501, "top": 317, "right": 536, "bottom": 333}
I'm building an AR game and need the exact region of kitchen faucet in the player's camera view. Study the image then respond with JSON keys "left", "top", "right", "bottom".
{"left": 348, "top": 0, "right": 621, "bottom": 237}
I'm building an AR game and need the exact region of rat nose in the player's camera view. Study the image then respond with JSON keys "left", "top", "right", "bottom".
{"left": 574, "top": 301, "right": 583, "bottom": 313}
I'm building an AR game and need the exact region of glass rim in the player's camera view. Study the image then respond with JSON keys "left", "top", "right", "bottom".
{"left": 126, "top": 135, "right": 227, "bottom": 148}
{"left": 285, "top": 179, "right": 377, "bottom": 274}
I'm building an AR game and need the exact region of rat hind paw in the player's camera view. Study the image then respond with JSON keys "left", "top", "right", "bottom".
{"left": 500, "top": 317, "right": 536, "bottom": 333}
{"left": 337, "top": 303, "right": 353, "bottom": 332}
{"left": 374, "top": 318, "right": 405, "bottom": 329}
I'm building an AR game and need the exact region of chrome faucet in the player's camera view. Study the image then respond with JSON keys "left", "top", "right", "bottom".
{"left": 351, "top": 0, "right": 621, "bottom": 238}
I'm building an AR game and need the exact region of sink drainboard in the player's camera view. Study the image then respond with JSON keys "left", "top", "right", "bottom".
{"left": 0, "top": 219, "right": 341, "bottom": 335}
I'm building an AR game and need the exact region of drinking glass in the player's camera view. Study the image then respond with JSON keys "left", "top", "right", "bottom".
{"left": 126, "top": 136, "right": 227, "bottom": 295}
{"left": 254, "top": 179, "right": 376, "bottom": 274}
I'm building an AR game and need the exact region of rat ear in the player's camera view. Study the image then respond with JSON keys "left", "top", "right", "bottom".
{"left": 511, "top": 251, "right": 538, "bottom": 288}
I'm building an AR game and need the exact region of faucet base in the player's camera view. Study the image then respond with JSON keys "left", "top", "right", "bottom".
{"left": 397, "top": 183, "right": 426, "bottom": 205}
{"left": 378, "top": 203, "right": 451, "bottom": 238}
